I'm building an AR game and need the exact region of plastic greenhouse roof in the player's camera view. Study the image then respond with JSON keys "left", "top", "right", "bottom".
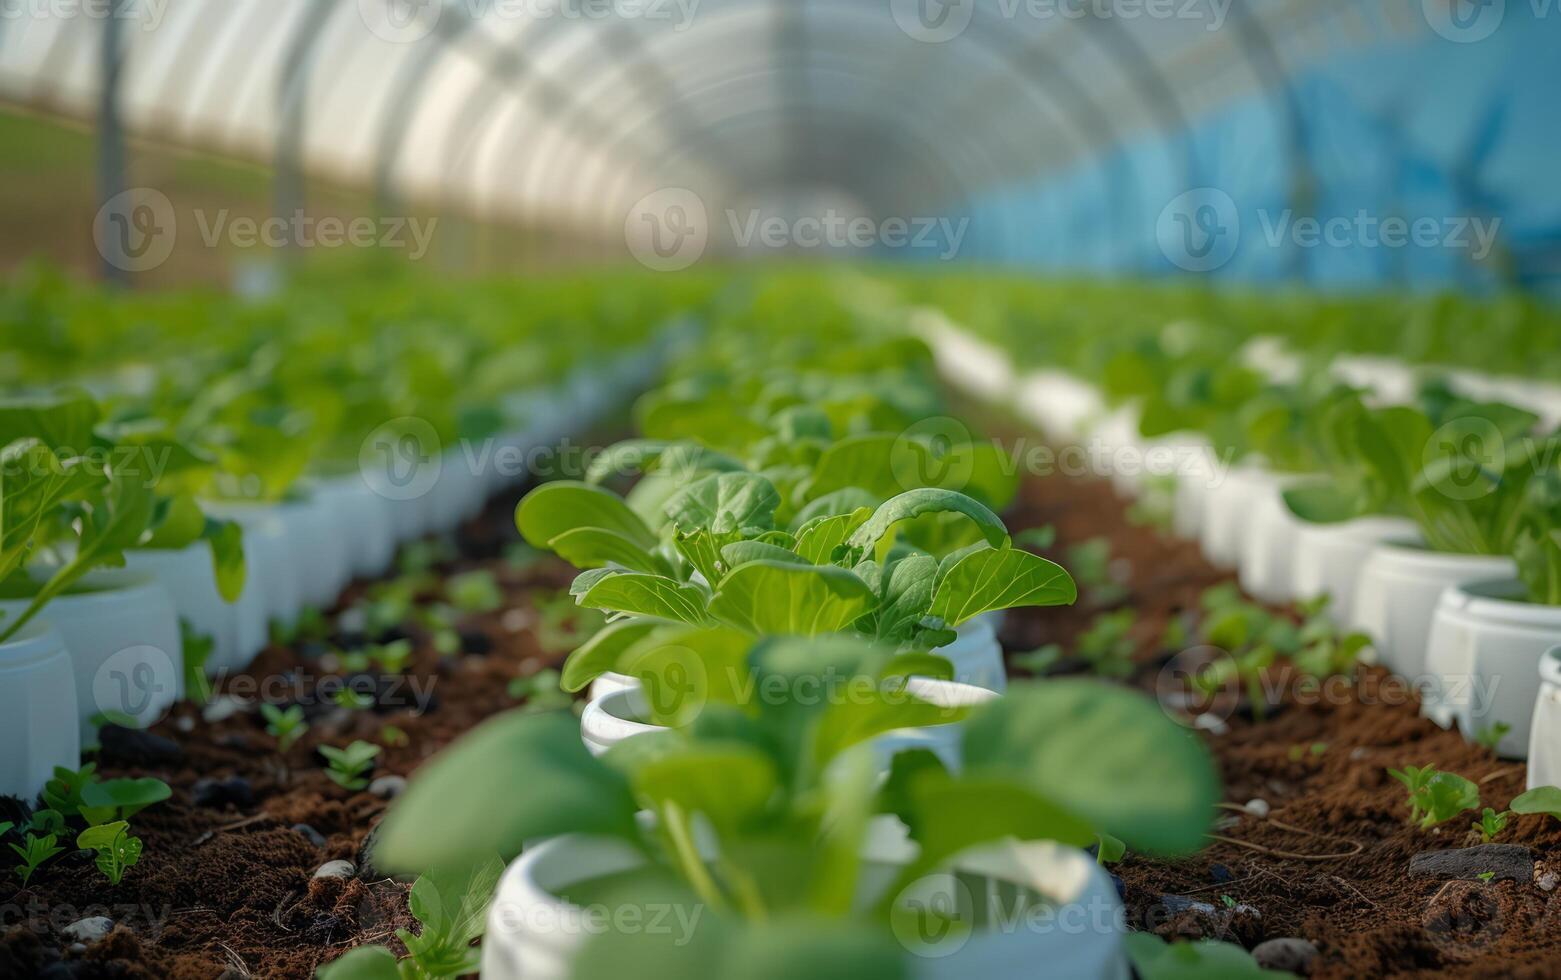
{"left": 0, "top": 0, "right": 1410, "bottom": 235}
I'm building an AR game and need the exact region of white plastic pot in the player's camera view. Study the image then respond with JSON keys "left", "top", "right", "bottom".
{"left": 0, "top": 570, "right": 181, "bottom": 745}
{"left": 312, "top": 473, "right": 397, "bottom": 579}
{"left": 1014, "top": 371, "right": 1106, "bottom": 445}
{"left": 481, "top": 815, "right": 1127, "bottom": 980}
{"left": 1526, "top": 647, "right": 1561, "bottom": 790}
{"left": 206, "top": 496, "right": 350, "bottom": 616}
{"left": 1292, "top": 516, "right": 1419, "bottom": 625}
{"left": 580, "top": 677, "right": 997, "bottom": 767}
{"left": 0, "top": 621, "right": 80, "bottom": 800}
{"left": 422, "top": 447, "right": 489, "bottom": 533}
{"left": 1236, "top": 477, "right": 1306, "bottom": 605}
{"left": 1351, "top": 540, "right": 1516, "bottom": 680}
{"left": 123, "top": 543, "right": 268, "bottom": 676}
{"left": 917, "top": 309, "right": 1017, "bottom": 403}
{"left": 201, "top": 502, "right": 300, "bottom": 625}
{"left": 1422, "top": 580, "right": 1561, "bottom": 754}
{"left": 1199, "top": 464, "right": 1278, "bottom": 571}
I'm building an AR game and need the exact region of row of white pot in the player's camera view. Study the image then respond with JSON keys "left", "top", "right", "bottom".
{"left": 483, "top": 620, "right": 1129, "bottom": 979}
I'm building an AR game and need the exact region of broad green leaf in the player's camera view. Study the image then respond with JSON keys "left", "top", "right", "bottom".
{"left": 561, "top": 618, "right": 661, "bottom": 692}
{"left": 316, "top": 945, "right": 402, "bottom": 980}
{"left": 637, "top": 394, "right": 770, "bottom": 454}
{"left": 375, "top": 712, "right": 639, "bottom": 873}
{"left": 1282, "top": 480, "right": 1365, "bottom": 524}
{"left": 584, "top": 439, "right": 671, "bottom": 484}
{"left": 897, "top": 777, "right": 1097, "bottom": 878}
{"left": 845, "top": 489, "right": 1008, "bottom": 563}
{"left": 632, "top": 744, "right": 779, "bottom": 833}
{"left": 959, "top": 681, "right": 1220, "bottom": 855}
{"left": 516, "top": 482, "right": 657, "bottom": 551}
{"left": 928, "top": 546, "right": 1076, "bottom": 627}
{"left": 872, "top": 555, "right": 938, "bottom": 642}
{"left": 549, "top": 527, "right": 667, "bottom": 575}
{"left": 0, "top": 391, "right": 101, "bottom": 454}
{"left": 789, "top": 488, "right": 880, "bottom": 531}
{"left": 664, "top": 473, "right": 781, "bottom": 535}
{"left": 717, "top": 919, "right": 909, "bottom": 980}
{"left": 674, "top": 527, "right": 737, "bottom": 585}
{"left": 576, "top": 572, "right": 712, "bottom": 626}
{"left": 406, "top": 854, "right": 505, "bottom": 952}
{"left": 1125, "top": 934, "right": 1288, "bottom": 980}
{"left": 721, "top": 540, "right": 807, "bottom": 568}
{"left": 75, "top": 820, "right": 129, "bottom": 851}
{"left": 142, "top": 493, "right": 206, "bottom": 549}
{"left": 805, "top": 434, "right": 933, "bottom": 502}
{"left": 793, "top": 508, "right": 871, "bottom": 565}
{"left": 708, "top": 561, "right": 876, "bottom": 636}
{"left": 619, "top": 626, "right": 756, "bottom": 726}
{"left": 203, "top": 518, "right": 247, "bottom": 602}
{"left": 1510, "top": 785, "right": 1561, "bottom": 820}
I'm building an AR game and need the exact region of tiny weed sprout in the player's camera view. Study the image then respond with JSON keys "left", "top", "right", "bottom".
{"left": 371, "top": 639, "right": 414, "bottom": 673}
{"left": 332, "top": 687, "right": 376, "bottom": 712}
{"left": 261, "top": 703, "right": 309, "bottom": 751}
{"left": 80, "top": 777, "right": 172, "bottom": 825}
{"left": 1077, "top": 609, "right": 1138, "bottom": 679}
{"left": 9, "top": 833, "right": 64, "bottom": 886}
{"left": 1389, "top": 766, "right": 1480, "bottom": 829}
{"left": 1509, "top": 785, "right": 1561, "bottom": 823}
{"left": 507, "top": 669, "right": 572, "bottom": 713}
{"left": 321, "top": 741, "right": 382, "bottom": 791}
{"left": 76, "top": 820, "right": 143, "bottom": 886}
{"left": 447, "top": 570, "right": 504, "bottom": 614}
{"left": 42, "top": 764, "right": 99, "bottom": 817}
{"left": 1473, "top": 722, "right": 1512, "bottom": 753}
{"left": 380, "top": 725, "right": 410, "bottom": 748}
{"left": 1477, "top": 871, "right": 1496, "bottom": 883}
{"left": 1473, "top": 807, "right": 1510, "bottom": 843}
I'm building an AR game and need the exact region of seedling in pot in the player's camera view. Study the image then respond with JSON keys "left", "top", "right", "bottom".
{"left": 261, "top": 703, "right": 309, "bottom": 752}
{"left": 321, "top": 741, "right": 381, "bottom": 792}
{"left": 1473, "top": 722, "right": 1511, "bottom": 753}
{"left": 1388, "top": 765, "right": 1480, "bottom": 829}
{"left": 76, "top": 820, "right": 143, "bottom": 886}
{"left": 10, "top": 832, "right": 64, "bottom": 886}
{"left": 1472, "top": 807, "right": 1510, "bottom": 843}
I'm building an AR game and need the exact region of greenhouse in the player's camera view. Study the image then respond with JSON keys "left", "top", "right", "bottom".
{"left": 1, "top": 1, "right": 1559, "bottom": 978}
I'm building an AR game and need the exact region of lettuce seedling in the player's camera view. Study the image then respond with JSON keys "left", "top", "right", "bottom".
{"left": 332, "top": 687, "right": 375, "bottom": 712}
{"left": 10, "top": 832, "right": 65, "bottom": 886}
{"left": 1472, "top": 807, "right": 1510, "bottom": 843}
{"left": 1515, "top": 465, "right": 1561, "bottom": 605}
{"left": 80, "top": 777, "right": 171, "bottom": 826}
{"left": 321, "top": 741, "right": 381, "bottom": 791}
{"left": 261, "top": 703, "right": 309, "bottom": 751}
{"left": 1389, "top": 766, "right": 1480, "bottom": 829}
{"left": 1076, "top": 609, "right": 1138, "bottom": 679}
{"left": 76, "top": 820, "right": 142, "bottom": 886}
{"left": 1473, "top": 722, "right": 1511, "bottom": 753}
{"left": 1509, "top": 785, "right": 1561, "bottom": 822}
{"left": 370, "top": 639, "right": 414, "bottom": 673}
{"left": 446, "top": 570, "right": 503, "bottom": 614}
{"left": 41, "top": 763, "right": 99, "bottom": 818}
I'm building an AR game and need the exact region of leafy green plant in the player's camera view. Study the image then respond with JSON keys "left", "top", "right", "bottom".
{"left": 321, "top": 741, "right": 381, "bottom": 791}
{"left": 1515, "top": 465, "right": 1561, "bottom": 604}
{"left": 370, "top": 639, "right": 414, "bottom": 674}
{"left": 76, "top": 820, "right": 142, "bottom": 886}
{"left": 1075, "top": 609, "right": 1137, "bottom": 679}
{"left": 41, "top": 763, "right": 99, "bottom": 817}
{"left": 380, "top": 725, "right": 409, "bottom": 748}
{"left": 1065, "top": 537, "right": 1127, "bottom": 606}
{"left": 9, "top": 832, "right": 64, "bottom": 886}
{"left": 1472, "top": 807, "right": 1510, "bottom": 842}
{"left": 261, "top": 702, "right": 309, "bottom": 751}
{"left": 1510, "top": 785, "right": 1561, "bottom": 822}
{"left": 1125, "top": 928, "right": 1288, "bottom": 978}
{"left": 1473, "top": 722, "right": 1511, "bottom": 752}
{"left": 446, "top": 570, "right": 503, "bottom": 614}
{"left": 332, "top": 687, "right": 375, "bottom": 711}
{"left": 79, "top": 777, "right": 171, "bottom": 825}
{"left": 506, "top": 669, "right": 572, "bottom": 712}
{"left": 1389, "top": 766, "right": 1481, "bottom": 829}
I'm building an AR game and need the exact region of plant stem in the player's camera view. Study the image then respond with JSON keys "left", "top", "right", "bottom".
{"left": 661, "top": 801, "right": 726, "bottom": 913}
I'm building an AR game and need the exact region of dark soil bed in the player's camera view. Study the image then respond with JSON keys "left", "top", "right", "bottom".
{"left": 5, "top": 424, "right": 1560, "bottom": 979}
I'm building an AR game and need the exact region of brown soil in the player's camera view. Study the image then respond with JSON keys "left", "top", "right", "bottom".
{"left": 5, "top": 424, "right": 1560, "bottom": 978}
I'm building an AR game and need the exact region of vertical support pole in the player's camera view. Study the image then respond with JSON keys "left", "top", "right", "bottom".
{"left": 97, "top": 3, "right": 128, "bottom": 284}
{"left": 275, "top": 0, "right": 339, "bottom": 254}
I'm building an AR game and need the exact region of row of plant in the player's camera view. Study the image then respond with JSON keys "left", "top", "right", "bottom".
{"left": 893, "top": 277, "right": 1561, "bottom": 785}
{"left": 340, "top": 284, "right": 1260, "bottom": 979}
{"left": 0, "top": 264, "right": 714, "bottom": 804}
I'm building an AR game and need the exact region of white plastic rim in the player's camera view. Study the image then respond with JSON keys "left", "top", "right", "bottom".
{"left": 1015, "top": 371, "right": 1106, "bottom": 445}
{"left": 1173, "top": 472, "right": 1209, "bottom": 539}
{"left": 1292, "top": 516, "right": 1420, "bottom": 625}
{"left": 1237, "top": 479, "right": 1306, "bottom": 606}
{"left": 917, "top": 308, "right": 1017, "bottom": 401}
{"left": 481, "top": 816, "right": 1127, "bottom": 980}
{"left": 1527, "top": 647, "right": 1561, "bottom": 790}
{"left": 123, "top": 543, "right": 268, "bottom": 676}
{"left": 1422, "top": 580, "right": 1561, "bottom": 756}
{"left": 580, "top": 677, "right": 998, "bottom": 764}
{"left": 1351, "top": 539, "right": 1516, "bottom": 680}
{"left": 1199, "top": 464, "right": 1278, "bottom": 571}
{"left": 311, "top": 474, "right": 397, "bottom": 579}
{"left": 0, "top": 570, "right": 181, "bottom": 745}
{"left": 208, "top": 497, "right": 351, "bottom": 615}
{"left": 0, "top": 620, "right": 80, "bottom": 800}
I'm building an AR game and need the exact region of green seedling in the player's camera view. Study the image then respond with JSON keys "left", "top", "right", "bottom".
{"left": 370, "top": 639, "right": 414, "bottom": 674}
{"left": 1509, "top": 785, "right": 1561, "bottom": 822}
{"left": 1472, "top": 807, "right": 1510, "bottom": 843}
{"left": 447, "top": 570, "right": 504, "bottom": 614}
{"left": 182, "top": 620, "right": 217, "bottom": 704}
{"left": 261, "top": 703, "right": 309, "bottom": 752}
{"left": 1125, "top": 932, "right": 1287, "bottom": 979}
{"left": 1477, "top": 871, "right": 1496, "bottom": 883}
{"left": 1011, "top": 644, "right": 1063, "bottom": 676}
{"left": 9, "top": 832, "right": 64, "bottom": 886}
{"left": 321, "top": 741, "right": 381, "bottom": 791}
{"left": 380, "top": 725, "right": 409, "bottom": 748}
{"left": 80, "top": 777, "right": 171, "bottom": 826}
{"left": 332, "top": 687, "right": 375, "bottom": 711}
{"left": 1473, "top": 722, "right": 1511, "bottom": 753}
{"left": 76, "top": 820, "right": 142, "bottom": 886}
{"left": 1015, "top": 525, "right": 1057, "bottom": 551}
{"left": 1095, "top": 833, "right": 1126, "bottom": 866}
{"left": 1076, "top": 609, "right": 1138, "bottom": 679}
{"left": 41, "top": 763, "right": 99, "bottom": 817}
{"left": 1066, "top": 537, "right": 1128, "bottom": 606}
{"left": 1389, "top": 765, "right": 1481, "bottom": 829}
{"left": 507, "top": 669, "right": 573, "bottom": 713}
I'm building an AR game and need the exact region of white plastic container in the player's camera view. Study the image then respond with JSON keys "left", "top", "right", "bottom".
{"left": 1351, "top": 540, "right": 1515, "bottom": 679}
{"left": 0, "top": 621, "right": 80, "bottom": 800}
{"left": 201, "top": 502, "right": 301, "bottom": 626}
{"left": 1200, "top": 464, "right": 1277, "bottom": 571}
{"left": 1015, "top": 371, "right": 1107, "bottom": 445}
{"left": 481, "top": 816, "right": 1127, "bottom": 980}
{"left": 311, "top": 473, "right": 397, "bottom": 579}
{"left": 206, "top": 496, "right": 349, "bottom": 616}
{"left": 580, "top": 677, "right": 997, "bottom": 766}
{"left": 1526, "top": 647, "right": 1561, "bottom": 790}
{"left": 422, "top": 447, "right": 489, "bottom": 533}
{"left": 1292, "top": 516, "right": 1419, "bottom": 625}
{"left": 1422, "top": 580, "right": 1561, "bottom": 754}
{"left": 124, "top": 543, "right": 268, "bottom": 676}
{"left": 1237, "top": 477, "right": 1306, "bottom": 605}
{"left": 0, "top": 570, "right": 181, "bottom": 745}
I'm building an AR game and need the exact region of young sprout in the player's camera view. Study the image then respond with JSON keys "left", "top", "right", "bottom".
{"left": 260, "top": 703, "right": 309, "bottom": 752}
{"left": 9, "top": 833, "right": 64, "bottom": 886}
{"left": 447, "top": 570, "right": 504, "bottom": 614}
{"left": 507, "top": 669, "right": 573, "bottom": 713}
{"left": 370, "top": 639, "right": 414, "bottom": 674}
{"left": 380, "top": 725, "right": 410, "bottom": 748}
{"left": 1477, "top": 871, "right": 1496, "bottom": 883}
{"left": 1014, "top": 525, "right": 1057, "bottom": 551}
{"left": 1473, "top": 722, "right": 1511, "bottom": 753}
{"left": 1076, "top": 609, "right": 1138, "bottom": 679}
{"left": 321, "top": 741, "right": 382, "bottom": 791}
{"left": 1472, "top": 807, "right": 1510, "bottom": 843}
{"left": 332, "top": 687, "right": 375, "bottom": 712}
{"left": 1066, "top": 537, "right": 1128, "bottom": 606}
{"left": 1011, "top": 644, "right": 1063, "bottom": 676}
{"left": 76, "top": 821, "right": 142, "bottom": 886}
{"left": 41, "top": 764, "right": 99, "bottom": 817}
{"left": 1509, "top": 785, "right": 1561, "bottom": 823}
{"left": 1388, "top": 765, "right": 1481, "bottom": 829}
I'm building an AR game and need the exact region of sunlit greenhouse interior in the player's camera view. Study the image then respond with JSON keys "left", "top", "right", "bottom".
{"left": 2, "top": 2, "right": 1560, "bottom": 978}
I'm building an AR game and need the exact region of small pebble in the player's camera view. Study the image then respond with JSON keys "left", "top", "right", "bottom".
{"left": 67, "top": 943, "right": 87, "bottom": 955}
{"left": 61, "top": 917, "right": 113, "bottom": 943}
{"left": 313, "top": 860, "right": 356, "bottom": 880}
{"left": 202, "top": 696, "right": 248, "bottom": 724}
{"left": 368, "top": 775, "right": 408, "bottom": 800}
{"left": 336, "top": 607, "right": 368, "bottom": 635}
{"left": 1538, "top": 872, "right": 1558, "bottom": 892}
{"left": 1349, "top": 747, "right": 1370, "bottom": 762}
{"left": 1193, "top": 713, "right": 1229, "bottom": 736}
{"left": 1253, "top": 937, "right": 1319, "bottom": 974}
{"left": 1245, "top": 798, "right": 1271, "bottom": 818}
{"left": 292, "top": 823, "right": 328, "bottom": 849}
